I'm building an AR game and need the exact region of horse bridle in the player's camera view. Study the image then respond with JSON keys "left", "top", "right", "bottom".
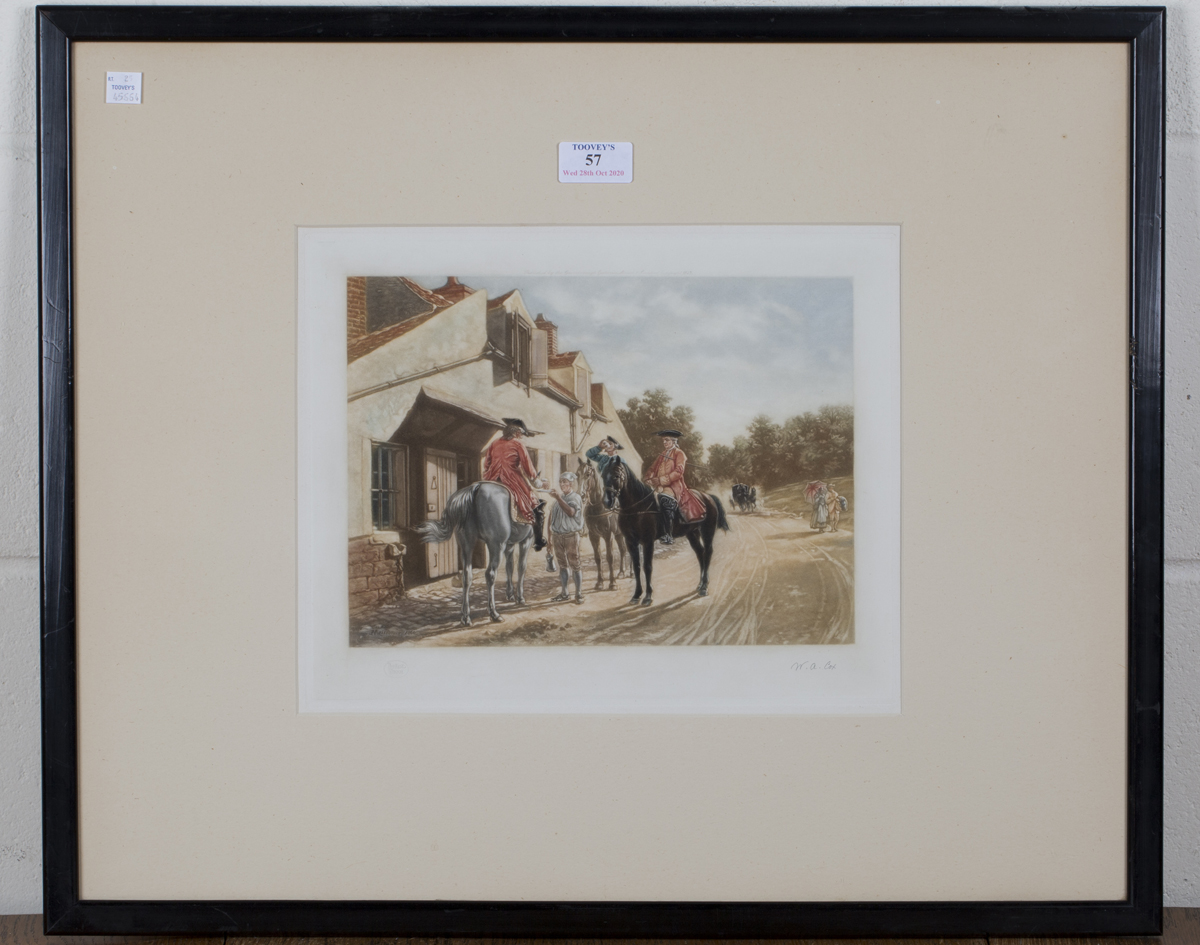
{"left": 605, "top": 461, "right": 657, "bottom": 515}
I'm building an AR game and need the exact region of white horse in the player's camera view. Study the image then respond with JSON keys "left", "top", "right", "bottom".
{"left": 415, "top": 481, "right": 534, "bottom": 626}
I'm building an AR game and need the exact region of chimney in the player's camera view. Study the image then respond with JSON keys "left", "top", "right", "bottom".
{"left": 347, "top": 276, "right": 368, "bottom": 342}
{"left": 433, "top": 276, "right": 474, "bottom": 303}
{"left": 535, "top": 314, "right": 558, "bottom": 356}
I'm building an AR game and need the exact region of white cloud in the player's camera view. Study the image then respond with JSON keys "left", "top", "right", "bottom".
{"left": 418, "top": 275, "right": 853, "bottom": 445}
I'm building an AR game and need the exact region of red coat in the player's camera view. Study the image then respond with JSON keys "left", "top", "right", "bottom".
{"left": 644, "top": 446, "right": 706, "bottom": 521}
{"left": 483, "top": 437, "right": 539, "bottom": 520}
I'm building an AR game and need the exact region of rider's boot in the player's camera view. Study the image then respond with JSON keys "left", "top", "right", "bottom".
{"left": 533, "top": 500, "right": 547, "bottom": 552}
{"left": 657, "top": 496, "right": 675, "bottom": 544}
{"left": 574, "top": 570, "right": 583, "bottom": 604}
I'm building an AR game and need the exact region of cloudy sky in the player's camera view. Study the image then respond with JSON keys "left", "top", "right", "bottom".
{"left": 417, "top": 276, "right": 853, "bottom": 446}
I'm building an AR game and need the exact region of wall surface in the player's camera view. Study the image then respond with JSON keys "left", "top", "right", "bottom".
{"left": 0, "top": 0, "right": 1196, "bottom": 915}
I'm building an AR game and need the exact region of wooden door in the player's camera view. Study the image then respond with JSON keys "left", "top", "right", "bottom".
{"left": 425, "top": 450, "right": 459, "bottom": 579}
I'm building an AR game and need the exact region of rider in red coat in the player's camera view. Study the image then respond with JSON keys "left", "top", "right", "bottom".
{"left": 643, "top": 430, "right": 706, "bottom": 543}
{"left": 482, "top": 418, "right": 547, "bottom": 550}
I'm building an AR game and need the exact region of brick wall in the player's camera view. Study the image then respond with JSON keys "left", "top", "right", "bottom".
{"left": 347, "top": 276, "right": 368, "bottom": 344}
{"left": 349, "top": 536, "right": 404, "bottom": 613}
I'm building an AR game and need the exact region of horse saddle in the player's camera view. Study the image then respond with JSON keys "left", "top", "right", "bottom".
{"left": 683, "top": 489, "right": 707, "bottom": 523}
{"left": 491, "top": 481, "right": 533, "bottom": 525}
{"left": 659, "top": 489, "right": 706, "bottom": 523}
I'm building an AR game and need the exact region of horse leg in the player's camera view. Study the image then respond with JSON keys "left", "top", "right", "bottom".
{"left": 504, "top": 539, "right": 516, "bottom": 601}
{"left": 628, "top": 539, "right": 643, "bottom": 603}
{"left": 590, "top": 532, "right": 604, "bottom": 590}
{"left": 484, "top": 538, "right": 505, "bottom": 622}
{"left": 605, "top": 531, "right": 616, "bottom": 590}
{"left": 617, "top": 530, "right": 628, "bottom": 578}
{"left": 700, "top": 515, "right": 719, "bottom": 596}
{"left": 641, "top": 539, "right": 654, "bottom": 606}
{"left": 456, "top": 520, "right": 475, "bottom": 623}
{"left": 515, "top": 535, "right": 530, "bottom": 604}
{"left": 686, "top": 530, "right": 707, "bottom": 596}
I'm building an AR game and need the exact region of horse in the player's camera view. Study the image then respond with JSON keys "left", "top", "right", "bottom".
{"left": 732, "top": 482, "right": 752, "bottom": 512}
{"left": 414, "top": 481, "right": 534, "bottom": 626}
{"left": 601, "top": 457, "right": 729, "bottom": 606}
{"left": 575, "top": 459, "right": 628, "bottom": 590}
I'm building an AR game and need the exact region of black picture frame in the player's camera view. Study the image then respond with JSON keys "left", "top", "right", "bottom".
{"left": 38, "top": 5, "right": 1165, "bottom": 937}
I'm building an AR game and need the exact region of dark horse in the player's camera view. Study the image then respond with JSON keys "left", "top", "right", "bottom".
{"left": 601, "top": 458, "right": 729, "bottom": 605}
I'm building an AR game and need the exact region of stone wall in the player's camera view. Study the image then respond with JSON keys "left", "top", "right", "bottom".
{"left": 348, "top": 537, "right": 404, "bottom": 613}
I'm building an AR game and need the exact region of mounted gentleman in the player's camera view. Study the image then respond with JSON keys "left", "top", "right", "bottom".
{"left": 643, "top": 429, "right": 706, "bottom": 544}
{"left": 585, "top": 436, "right": 623, "bottom": 478}
{"left": 482, "top": 418, "right": 547, "bottom": 551}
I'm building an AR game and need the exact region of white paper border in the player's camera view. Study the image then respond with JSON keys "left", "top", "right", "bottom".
{"left": 297, "top": 225, "right": 900, "bottom": 714}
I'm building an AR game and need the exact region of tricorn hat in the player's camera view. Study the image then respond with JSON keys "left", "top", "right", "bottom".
{"left": 603, "top": 435, "right": 625, "bottom": 450}
{"left": 655, "top": 429, "right": 683, "bottom": 438}
{"left": 502, "top": 417, "right": 535, "bottom": 436}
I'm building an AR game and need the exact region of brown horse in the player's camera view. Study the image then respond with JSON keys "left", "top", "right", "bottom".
{"left": 576, "top": 459, "right": 628, "bottom": 590}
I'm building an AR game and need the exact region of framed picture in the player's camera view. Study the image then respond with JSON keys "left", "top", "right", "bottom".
{"left": 39, "top": 5, "right": 1165, "bottom": 937}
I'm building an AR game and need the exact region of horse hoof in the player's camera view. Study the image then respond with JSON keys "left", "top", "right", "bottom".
{"left": 698, "top": 588, "right": 708, "bottom": 597}
{"left": 630, "top": 596, "right": 642, "bottom": 604}
{"left": 461, "top": 618, "right": 472, "bottom": 627}
{"left": 490, "top": 613, "right": 504, "bottom": 623}
{"left": 641, "top": 597, "right": 653, "bottom": 607}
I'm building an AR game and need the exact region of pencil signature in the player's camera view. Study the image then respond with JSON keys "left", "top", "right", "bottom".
{"left": 791, "top": 660, "right": 837, "bottom": 672}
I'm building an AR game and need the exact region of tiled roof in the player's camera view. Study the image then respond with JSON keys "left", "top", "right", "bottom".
{"left": 398, "top": 277, "right": 453, "bottom": 309}
{"left": 347, "top": 308, "right": 443, "bottom": 363}
{"left": 549, "top": 351, "right": 581, "bottom": 368}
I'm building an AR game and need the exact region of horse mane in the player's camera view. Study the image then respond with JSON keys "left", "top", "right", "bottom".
{"left": 616, "top": 458, "right": 656, "bottom": 502}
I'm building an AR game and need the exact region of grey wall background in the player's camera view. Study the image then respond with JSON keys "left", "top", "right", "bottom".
{"left": 0, "top": 0, "right": 1195, "bottom": 915}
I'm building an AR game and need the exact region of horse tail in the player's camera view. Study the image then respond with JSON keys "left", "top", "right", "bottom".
{"left": 415, "top": 483, "right": 478, "bottom": 544}
{"left": 710, "top": 494, "right": 730, "bottom": 532}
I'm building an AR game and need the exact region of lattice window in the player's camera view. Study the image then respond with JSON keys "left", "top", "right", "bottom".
{"left": 371, "top": 443, "right": 408, "bottom": 530}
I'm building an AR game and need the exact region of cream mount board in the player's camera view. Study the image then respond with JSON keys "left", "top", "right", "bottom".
{"left": 38, "top": 6, "right": 1164, "bottom": 938}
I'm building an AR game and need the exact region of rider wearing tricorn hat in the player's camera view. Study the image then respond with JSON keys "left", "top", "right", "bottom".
{"left": 585, "top": 435, "right": 623, "bottom": 478}
{"left": 643, "top": 429, "right": 706, "bottom": 544}
{"left": 482, "top": 418, "right": 548, "bottom": 551}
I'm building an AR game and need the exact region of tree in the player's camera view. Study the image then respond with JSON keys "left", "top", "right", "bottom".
{"left": 708, "top": 405, "right": 854, "bottom": 489}
{"left": 617, "top": 388, "right": 711, "bottom": 488}
{"left": 746, "top": 414, "right": 784, "bottom": 487}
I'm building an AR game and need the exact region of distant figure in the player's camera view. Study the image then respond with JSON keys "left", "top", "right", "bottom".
{"left": 643, "top": 430, "right": 706, "bottom": 544}
{"left": 548, "top": 472, "right": 586, "bottom": 604}
{"left": 826, "top": 486, "right": 842, "bottom": 532}
{"left": 807, "top": 481, "right": 829, "bottom": 532}
{"left": 482, "top": 418, "right": 547, "bottom": 551}
{"left": 749, "top": 486, "right": 758, "bottom": 510}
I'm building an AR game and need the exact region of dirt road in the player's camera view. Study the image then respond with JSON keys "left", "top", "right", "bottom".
{"left": 352, "top": 506, "right": 853, "bottom": 647}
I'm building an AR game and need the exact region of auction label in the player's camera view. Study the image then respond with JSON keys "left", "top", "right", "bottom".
{"left": 105, "top": 72, "right": 142, "bottom": 104}
{"left": 558, "top": 142, "right": 632, "bottom": 183}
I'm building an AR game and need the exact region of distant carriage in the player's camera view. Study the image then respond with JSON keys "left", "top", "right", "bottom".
{"left": 731, "top": 482, "right": 757, "bottom": 513}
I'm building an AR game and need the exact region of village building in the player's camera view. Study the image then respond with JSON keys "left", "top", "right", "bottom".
{"left": 347, "top": 276, "right": 641, "bottom": 611}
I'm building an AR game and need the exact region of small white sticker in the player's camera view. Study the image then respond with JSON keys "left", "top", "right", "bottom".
{"left": 105, "top": 72, "right": 142, "bottom": 105}
{"left": 558, "top": 142, "right": 632, "bottom": 183}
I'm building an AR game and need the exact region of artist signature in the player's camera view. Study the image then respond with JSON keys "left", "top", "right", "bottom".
{"left": 790, "top": 660, "right": 837, "bottom": 672}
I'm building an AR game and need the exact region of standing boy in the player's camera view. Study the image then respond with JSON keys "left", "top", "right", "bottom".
{"left": 548, "top": 472, "right": 586, "bottom": 604}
